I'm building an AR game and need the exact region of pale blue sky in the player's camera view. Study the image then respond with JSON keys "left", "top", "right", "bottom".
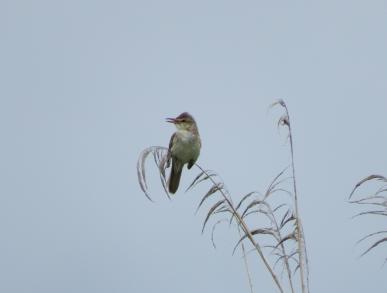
{"left": 1, "top": 1, "right": 387, "bottom": 292}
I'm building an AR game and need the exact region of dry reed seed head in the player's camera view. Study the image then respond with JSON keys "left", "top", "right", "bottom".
{"left": 269, "top": 99, "right": 286, "bottom": 109}
{"left": 349, "top": 173, "right": 387, "bottom": 260}
{"left": 195, "top": 182, "right": 225, "bottom": 214}
{"left": 278, "top": 114, "right": 290, "bottom": 127}
{"left": 185, "top": 170, "right": 218, "bottom": 192}
{"left": 349, "top": 174, "right": 387, "bottom": 199}
{"left": 202, "top": 199, "right": 226, "bottom": 233}
{"left": 137, "top": 146, "right": 172, "bottom": 201}
{"left": 279, "top": 100, "right": 286, "bottom": 107}
{"left": 211, "top": 219, "right": 229, "bottom": 249}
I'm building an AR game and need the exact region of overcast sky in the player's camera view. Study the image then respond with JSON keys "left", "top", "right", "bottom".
{"left": 1, "top": 1, "right": 387, "bottom": 292}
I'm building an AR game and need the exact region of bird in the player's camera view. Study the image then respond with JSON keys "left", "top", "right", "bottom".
{"left": 166, "top": 112, "right": 201, "bottom": 194}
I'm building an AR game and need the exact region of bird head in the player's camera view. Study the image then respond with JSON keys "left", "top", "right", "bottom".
{"left": 166, "top": 112, "right": 197, "bottom": 131}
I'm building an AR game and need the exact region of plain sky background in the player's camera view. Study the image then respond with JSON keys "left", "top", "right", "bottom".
{"left": 1, "top": 0, "right": 387, "bottom": 292}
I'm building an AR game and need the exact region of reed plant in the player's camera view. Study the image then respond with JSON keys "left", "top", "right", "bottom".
{"left": 349, "top": 175, "right": 387, "bottom": 262}
{"left": 137, "top": 100, "right": 309, "bottom": 293}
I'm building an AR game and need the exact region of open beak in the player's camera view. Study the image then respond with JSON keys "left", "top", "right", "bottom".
{"left": 166, "top": 117, "right": 177, "bottom": 124}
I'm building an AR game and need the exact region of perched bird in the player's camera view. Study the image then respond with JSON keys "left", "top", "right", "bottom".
{"left": 166, "top": 112, "right": 201, "bottom": 194}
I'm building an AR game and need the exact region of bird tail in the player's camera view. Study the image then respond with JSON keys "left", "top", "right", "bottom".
{"left": 168, "top": 159, "right": 183, "bottom": 194}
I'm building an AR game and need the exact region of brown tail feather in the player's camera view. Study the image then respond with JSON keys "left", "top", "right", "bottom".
{"left": 168, "top": 159, "right": 183, "bottom": 194}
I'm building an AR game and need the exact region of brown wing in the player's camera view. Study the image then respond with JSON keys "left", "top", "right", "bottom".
{"left": 166, "top": 132, "right": 175, "bottom": 168}
{"left": 187, "top": 137, "right": 201, "bottom": 169}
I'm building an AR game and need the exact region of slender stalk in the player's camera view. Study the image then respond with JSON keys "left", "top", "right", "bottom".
{"left": 283, "top": 105, "right": 308, "bottom": 293}
{"left": 238, "top": 227, "right": 254, "bottom": 293}
{"left": 195, "top": 164, "right": 284, "bottom": 293}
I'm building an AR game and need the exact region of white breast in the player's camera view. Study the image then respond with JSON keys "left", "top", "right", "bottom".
{"left": 172, "top": 130, "right": 201, "bottom": 164}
